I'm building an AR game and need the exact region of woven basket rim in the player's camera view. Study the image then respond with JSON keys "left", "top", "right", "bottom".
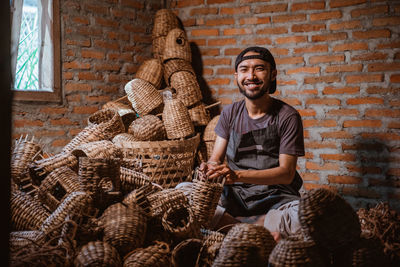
{"left": 114, "top": 133, "right": 200, "bottom": 149}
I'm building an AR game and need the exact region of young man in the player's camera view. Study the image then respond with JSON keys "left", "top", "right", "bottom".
{"left": 201, "top": 46, "right": 305, "bottom": 240}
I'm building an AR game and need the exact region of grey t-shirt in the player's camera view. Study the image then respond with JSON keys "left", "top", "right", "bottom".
{"left": 215, "top": 98, "right": 305, "bottom": 157}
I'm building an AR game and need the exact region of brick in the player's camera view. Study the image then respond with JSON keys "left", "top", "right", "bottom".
{"left": 50, "top": 118, "right": 78, "bottom": 126}
{"left": 376, "top": 41, "right": 400, "bottom": 49}
{"left": 223, "top": 28, "right": 252, "bottom": 36}
{"left": 291, "top": 1, "right": 325, "bottom": 11}
{"left": 34, "top": 130, "right": 65, "bottom": 137}
{"left": 224, "top": 48, "right": 242, "bottom": 56}
{"left": 220, "top": 6, "right": 251, "bottom": 15}
{"left": 203, "top": 58, "right": 231, "bottom": 66}
{"left": 95, "top": 17, "right": 119, "bottom": 28}
{"left": 278, "top": 80, "right": 297, "bottom": 85}
{"left": 112, "top": 9, "right": 135, "bottom": 19}
{"left": 361, "top": 132, "right": 400, "bottom": 141}
{"left": 240, "top": 17, "right": 271, "bottom": 25}
{"left": 351, "top": 52, "right": 388, "bottom": 61}
{"left": 65, "top": 82, "right": 92, "bottom": 92}
{"left": 298, "top": 109, "right": 316, "bottom": 117}
{"left": 310, "top": 11, "right": 342, "bottom": 21}
{"left": 301, "top": 173, "right": 320, "bottom": 181}
{"left": 218, "top": 97, "right": 233, "bottom": 105}
{"left": 14, "top": 119, "right": 44, "bottom": 128}
{"left": 309, "top": 55, "right": 344, "bottom": 64}
{"left": 40, "top": 107, "right": 68, "bottom": 114}
{"left": 368, "top": 62, "right": 400, "bottom": 72}
{"left": 346, "top": 74, "right": 383, "bottom": 83}
{"left": 347, "top": 97, "right": 384, "bottom": 105}
{"left": 206, "top": 18, "right": 235, "bottom": 26}
{"left": 329, "top": 20, "right": 362, "bottom": 31}
{"left": 391, "top": 74, "right": 400, "bottom": 83}
{"left": 65, "top": 38, "right": 91, "bottom": 47}
{"left": 216, "top": 68, "right": 233, "bottom": 75}
{"left": 306, "top": 162, "right": 340, "bottom": 171}
{"left": 303, "top": 183, "right": 337, "bottom": 191}
{"left": 73, "top": 106, "right": 99, "bottom": 114}
{"left": 190, "top": 7, "right": 218, "bottom": 16}
{"left": 323, "top": 86, "right": 360, "bottom": 95}
{"left": 63, "top": 61, "right": 90, "bottom": 70}
{"left": 242, "top": 37, "right": 272, "bottom": 45}
{"left": 94, "top": 40, "right": 119, "bottom": 50}
{"left": 389, "top": 121, "right": 400, "bottom": 129}
{"left": 330, "top": 0, "right": 366, "bottom": 8}
{"left": 305, "top": 141, "right": 337, "bottom": 149}
{"left": 369, "top": 178, "right": 400, "bottom": 188}
{"left": 208, "top": 78, "right": 231, "bottom": 85}
{"left": 191, "top": 29, "right": 219, "bottom": 37}
{"left": 287, "top": 66, "right": 320, "bottom": 74}
{"left": 239, "top": 0, "right": 271, "bottom": 3}
{"left": 77, "top": 72, "right": 103, "bottom": 81}
{"left": 292, "top": 24, "right": 325, "bottom": 32}
{"left": 182, "top": 19, "right": 196, "bottom": 27}
{"left": 343, "top": 120, "right": 382, "bottom": 128}
{"left": 71, "top": 16, "right": 89, "bottom": 25}
{"left": 208, "top": 0, "right": 235, "bottom": 3}
{"left": 107, "top": 32, "right": 129, "bottom": 41}
{"left": 256, "top": 27, "right": 288, "bottom": 35}
{"left": 293, "top": 45, "right": 328, "bottom": 54}
{"left": 280, "top": 98, "right": 302, "bottom": 106}
{"left": 342, "top": 142, "right": 385, "bottom": 151}
{"left": 81, "top": 49, "right": 105, "bottom": 59}
{"left": 311, "top": 32, "right": 347, "bottom": 42}
{"left": 285, "top": 89, "right": 318, "bottom": 95}
{"left": 275, "top": 57, "right": 304, "bottom": 65}
{"left": 273, "top": 14, "right": 306, "bottom": 23}
{"left": 108, "top": 52, "right": 133, "bottom": 61}
{"left": 304, "top": 75, "right": 340, "bottom": 84}
{"left": 326, "top": 64, "right": 363, "bottom": 73}
{"left": 303, "top": 119, "right": 337, "bottom": 127}
{"left": 84, "top": 4, "right": 109, "bottom": 15}
{"left": 365, "top": 109, "right": 400, "bottom": 118}
{"left": 321, "top": 153, "right": 356, "bottom": 161}
{"left": 306, "top": 98, "right": 341, "bottom": 106}
{"left": 275, "top": 36, "right": 307, "bottom": 44}
{"left": 366, "top": 86, "right": 399, "bottom": 94}
{"left": 121, "top": 0, "right": 143, "bottom": 9}
{"left": 346, "top": 164, "right": 381, "bottom": 175}
{"left": 390, "top": 100, "right": 400, "bottom": 107}
{"left": 200, "top": 48, "right": 220, "bottom": 56}
{"left": 255, "top": 4, "right": 288, "bottom": 14}
{"left": 351, "top": 5, "right": 388, "bottom": 18}
{"left": 342, "top": 187, "right": 381, "bottom": 199}
{"left": 208, "top": 38, "right": 236, "bottom": 46}
{"left": 373, "top": 17, "right": 400, "bottom": 26}
{"left": 85, "top": 95, "right": 111, "bottom": 103}
{"left": 328, "top": 175, "right": 362, "bottom": 184}
{"left": 320, "top": 130, "right": 354, "bottom": 139}
{"left": 63, "top": 72, "right": 74, "bottom": 80}
{"left": 270, "top": 48, "right": 289, "bottom": 56}
{"left": 353, "top": 29, "right": 391, "bottom": 39}
{"left": 94, "top": 63, "right": 121, "bottom": 71}
{"left": 176, "top": 0, "right": 204, "bottom": 8}
{"left": 132, "top": 34, "right": 151, "bottom": 43}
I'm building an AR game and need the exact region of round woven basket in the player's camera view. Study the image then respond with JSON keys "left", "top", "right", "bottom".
{"left": 147, "top": 188, "right": 189, "bottom": 218}
{"left": 119, "top": 167, "right": 151, "bottom": 194}
{"left": 9, "top": 230, "right": 45, "bottom": 251}
{"left": 123, "top": 241, "right": 171, "bottom": 267}
{"left": 213, "top": 223, "right": 276, "bottom": 267}
{"left": 10, "top": 190, "right": 51, "bottom": 231}
{"left": 171, "top": 238, "right": 202, "bottom": 267}
{"left": 112, "top": 133, "right": 140, "bottom": 144}
{"left": 122, "top": 183, "right": 162, "bottom": 215}
{"left": 62, "top": 125, "right": 110, "bottom": 154}
{"left": 197, "top": 229, "right": 225, "bottom": 267}
{"left": 100, "top": 202, "right": 147, "bottom": 257}
{"left": 102, "top": 101, "right": 136, "bottom": 130}
{"left": 135, "top": 58, "right": 163, "bottom": 89}
{"left": 162, "top": 98, "right": 195, "bottom": 139}
{"left": 268, "top": 235, "right": 326, "bottom": 267}
{"left": 124, "top": 78, "right": 163, "bottom": 116}
{"left": 298, "top": 188, "right": 361, "bottom": 251}
{"left": 163, "top": 28, "right": 191, "bottom": 62}
{"left": 170, "top": 71, "right": 202, "bottom": 107}
{"left": 152, "top": 36, "right": 166, "bottom": 61}
{"left": 351, "top": 235, "right": 383, "bottom": 267}
{"left": 188, "top": 102, "right": 210, "bottom": 127}
{"left": 203, "top": 115, "right": 220, "bottom": 161}
{"left": 87, "top": 108, "right": 126, "bottom": 137}
{"left": 128, "top": 114, "right": 167, "bottom": 141}
{"left": 163, "top": 58, "right": 194, "bottom": 86}
{"left": 114, "top": 133, "right": 200, "bottom": 188}
{"left": 71, "top": 140, "right": 123, "bottom": 159}
{"left": 37, "top": 166, "right": 82, "bottom": 212}
{"left": 152, "top": 9, "right": 180, "bottom": 39}
{"left": 74, "top": 241, "right": 122, "bottom": 267}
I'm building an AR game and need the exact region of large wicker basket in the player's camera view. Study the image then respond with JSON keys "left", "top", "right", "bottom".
{"left": 163, "top": 28, "right": 191, "bottom": 62}
{"left": 114, "top": 133, "right": 200, "bottom": 188}
{"left": 135, "top": 58, "right": 163, "bottom": 89}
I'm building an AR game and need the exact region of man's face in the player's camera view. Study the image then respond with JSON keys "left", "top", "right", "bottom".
{"left": 234, "top": 51, "right": 277, "bottom": 100}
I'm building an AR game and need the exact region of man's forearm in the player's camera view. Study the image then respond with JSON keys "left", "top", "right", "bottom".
{"left": 235, "top": 166, "right": 295, "bottom": 185}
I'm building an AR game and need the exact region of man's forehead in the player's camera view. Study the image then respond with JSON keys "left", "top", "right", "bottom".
{"left": 237, "top": 56, "right": 269, "bottom": 68}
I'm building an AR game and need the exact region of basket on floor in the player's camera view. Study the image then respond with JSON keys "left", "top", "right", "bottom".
{"left": 298, "top": 188, "right": 361, "bottom": 251}
{"left": 171, "top": 238, "right": 202, "bottom": 267}
{"left": 135, "top": 58, "right": 163, "bottom": 89}
{"left": 197, "top": 229, "right": 226, "bottom": 267}
{"left": 188, "top": 102, "right": 210, "bottom": 126}
{"left": 114, "top": 133, "right": 200, "bottom": 188}
{"left": 122, "top": 183, "right": 163, "bottom": 215}
{"left": 213, "top": 223, "right": 276, "bottom": 267}
{"left": 163, "top": 98, "right": 195, "bottom": 139}
{"left": 147, "top": 188, "right": 189, "bottom": 218}
{"left": 86, "top": 108, "right": 125, "bottom": 138}
{"left": 123, "top": 241, "right": 171, "bottom": 267}
{"left": 102, "top": 101, "right": 136, "bottom": 129}
{"left": 190, "top": 168, "right": 225, "bottom": 228}
{"left": 99, "top": 202, "right": 147, "bottom": 257}
{"left": 128, "top": 114, "right": 167, "bottom": 141}
{"left": 170, "top": 71, "right": 202, "bottom": 107}
{"left": 9, "top": 230, "right": 45, "bottom": 251}
{"left": 74, "top": 241, "right": 121, "bottom": 267}
{"left": 163, "top": 58, "right": 195, "bottom": 86}
{"left": 71, "top": 140, "right": 123, "bottom": 159}
{"left": 119, "top": 167, "right": 152, "bottom": 194}
{"left": 163, "top": 28, "right": 191, "bottom": 62}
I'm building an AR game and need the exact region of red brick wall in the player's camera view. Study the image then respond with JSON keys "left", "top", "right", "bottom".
{"left": 12, "top": 0, "right": 161, "bottom": 151}
{"left": 171, "top": 0, "right": 400, "bottom": 211}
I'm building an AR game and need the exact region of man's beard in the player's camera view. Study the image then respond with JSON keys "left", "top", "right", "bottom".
{"left": 238, "top": 80, "right": 270, "bottom": 100}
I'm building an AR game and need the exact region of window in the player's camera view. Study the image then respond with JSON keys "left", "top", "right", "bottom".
{"left": 10, "top": 0, "right": 61, "bottom": 102}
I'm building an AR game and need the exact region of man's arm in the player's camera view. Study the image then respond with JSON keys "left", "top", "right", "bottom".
{"left": 207, "top": 136, "right": 228, "bottom": 164}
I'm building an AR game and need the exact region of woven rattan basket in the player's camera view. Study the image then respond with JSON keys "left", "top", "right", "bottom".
{"left": 102, "top": 101, "right": 136, "bottom": 130}
{"left": 163, "top": 98, "right": 195, "bottom": 139}
{"left": 112, "top": 133, "right": 140, "bottom": 144}
{"left": 163, "top": 28, "right": 191, "bottom": 62}
{"left": 298, "top": 188, "right": 361, "bottom": 251}
{"left": 100, "top": 202, "right": 147, "bottom": 257}
{"left": 122, "top": 183, "right": 162, "bottom": 215}
{"left": 135, "top": 58, "right": 163, "bottom": 89}
{"left": 114, "top": 133, "right": 200, "bottom": 188}
{"left": 213, "top": 223, "right": 276, "bottom": 267}
{"left": 351, "top": 235, "right": 383, "bottom": 267}
{"left": 152, "top": 9, "right": 180, "bottom": 39}
{"left": 128, "top": 114, "right": 167, "bottom": 141}
{"left": 170, "top": 71, "right": 202, "bottom": 107}
{"left": 71, "top": 140, "right": 123, "bottom": 159}
{"left": 197, "top": 228, "right": 226, "bottom": 267}
{"left": 123, "top": 241, "right": 171, "bottom": 267}
{"left": 120, "top": 166, "right": 151, "bottom": 194}
{"left": 9, "top": 230, "right": 45, "bottom": 251}
{"left": 152, "top": 36, "right": 166, "bottom": 61}
{"left": 268, "top": 235, "right": 326, "bottom": 267}
{"left": 203, "top": 115, "right": 220, "bottom": 161}
{"left": 163, "top": 58, "right": 194, "bottom": 86}
{"left": 37, "top": 166, "right": 83, "bottom": 212}
{"left": 171, "top": 238, "right": 202, "bottom": 267}
{"left": 188, "top": 102, "right": 211, "bottom": 127}
{"left": 147, "top": 188, "right": 189, "bottom": 218}
{"left": 74, "top": 241, "right": 122, "bottom": 267}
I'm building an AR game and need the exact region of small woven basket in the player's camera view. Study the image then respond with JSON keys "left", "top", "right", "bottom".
{"left": 163, "top": 58, "right": 194, "bottom": 86}
{"left": 298, "top": 188, "right": 361, "bottom": 251}
{"left": 62, "top": 125, "right": 109, "bottom": 154}
{"left": 86, "top": 108, "right": 125, "bottom": 138}
{"left": 128, "top": 114, "right": 167, "bottom": 141}
{"left": 71, "top": 140, "right": 123, "bottom": 159}
{"left": 123, "top": 241, "right": 171, "bottom": 267}
{"left": 163, "top": 28, "right": 191, "bottom": 62}
{"left": 122, "top": 183, "right": 162, "bottom": 215}
{"left": 119, "top": 166, "right": 152, "bottom": 194}
{"left": 112, "top": 133, "right": 140, "bottom": 144}
{"left": 37, "top": 166, "right": 83, "bottom": 212}
{"left": 162, "top": 98, "right": 195, "bottom": 139}
{"left": 9, "top": 230, "right": 45, "bottom": 251}
{"left": 114, "top": 133, "right": 200, "bottom": 188}
{"left": 100, "top": 202, "right": 148, "bottom": 257}
{"left": 188, "top": 102, "right": 211, "bottom": 126}
{"left": 351, "top": 235, "right": 383, "bottom": 267}
{"left": 102, "top": 101, "right": 136, "bottom": 130}
{"left": 74, "top": 241, "right": 122, "bottom": 267}
{"left": 10, "top": 190, "right": 51, "bottom": 231}
{"left": 197, "top": 229, "right": 226, "bottom": 267}
{"left": 213, "top": 223, "right": 276, "bottom": 267}
{"left": 268, "top": 235, "right": 326, "bottom": 267}
{"left": 170, "top": 71, "right": 202, "bottom": 107}
{"left": 171, "top": 238, "right": 202, "bottom": 267}
{"left": 190, "top": 168, "right": 225, "bottom": 228}
{"left": 135, "top": 58, "right": 163, "bottom": 89}
{"left": 152, "top": 9, "right": 180, "bottom": 39}
{"left": 203, "top": 115, "right": 220, "bottom": 161}
{"left": 147, "top": 188, "right": 189, "bottom": 218}
{"left": 124, "top": 78, "right": 163, "bottom": 116}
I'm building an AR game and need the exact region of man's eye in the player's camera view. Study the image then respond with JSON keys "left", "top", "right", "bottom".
{"left": 255, "top": 67, "right": 265, "bottom": 71}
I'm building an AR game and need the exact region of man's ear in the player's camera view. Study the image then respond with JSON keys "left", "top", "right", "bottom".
{"left": 271, "top": 69, "right": 277, "bottom": 81}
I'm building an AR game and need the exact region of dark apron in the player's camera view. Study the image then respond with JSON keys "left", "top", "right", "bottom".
{"left": 220, "top": 112, "right": 303, "bottom": 217}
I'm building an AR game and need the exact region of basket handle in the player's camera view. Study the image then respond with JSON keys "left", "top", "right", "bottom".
{"left": 205, "top": 101, "right": 221, "bottom": 110}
